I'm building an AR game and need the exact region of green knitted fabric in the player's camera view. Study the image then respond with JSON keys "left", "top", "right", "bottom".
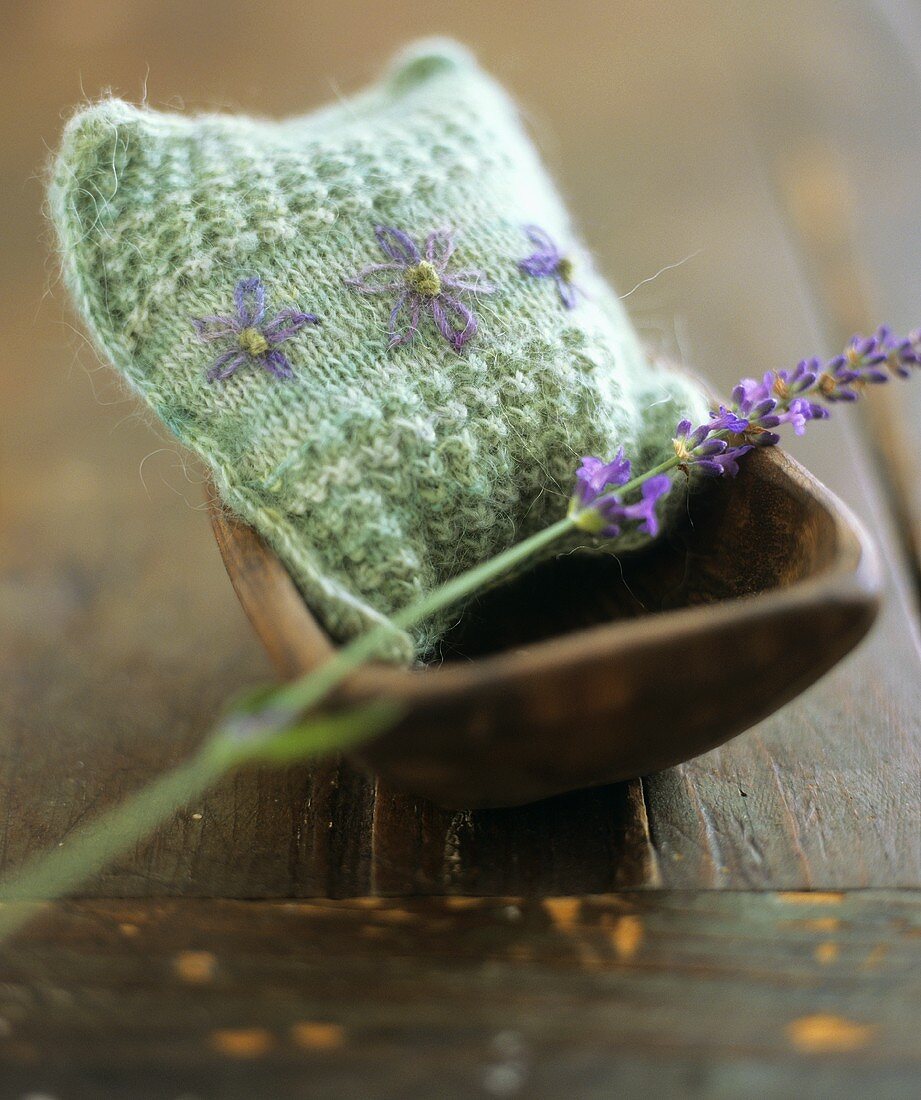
{"left": 50, "top": 39, "right": 707, "bottom": 663}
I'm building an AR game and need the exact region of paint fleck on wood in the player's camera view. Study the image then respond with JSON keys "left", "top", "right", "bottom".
{"left": 173, "top": 950, "right": 217, "bottom": 983}
{"left": 814, "top": 942, "right": 839, "bottom": 965}
{"left": 777, "top": 892, "right": 845, "bottom": 906}
{"left": 606, "top": 914, "right": 644, "bottom": 960}
{"left": 443, "top": 897, "right": 485, "bottom": 910}
{"left": 372, "top": 907, "right": 417, "bottom": 924}
{"left": 543, "top": 898, "right": 581, "bottom": 932}
{"left": 862, "top": 944, "right": 889, "bottom": 970}
{"left": 360, "top": 925, "right": 387, "bottom": 939}
{"left": 784, "top": 916, "right": 841, "bottom": 933}
{"left": 786, "top": 1014, "right": 876, "bottom": 1053}
{"left": 290, "top": 1022, "right": 346, "bottom": 1051}
{"left": 209, "top": 1028, "right": 274, "bottom": 1058}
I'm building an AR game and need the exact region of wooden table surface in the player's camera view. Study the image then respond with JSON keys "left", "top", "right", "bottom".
{"left": 1, "top": 2, "right": 920, "bottom": 1096}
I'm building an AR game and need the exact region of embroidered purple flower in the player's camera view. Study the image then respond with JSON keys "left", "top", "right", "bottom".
{"left": 346, "top": 226, "right": 495, "bottom": 352}
{"left": 518, "top": 225, "right": 581, "bottom": 309}
{"left": 193, "top": 278, "right": 319, "bottom": 382}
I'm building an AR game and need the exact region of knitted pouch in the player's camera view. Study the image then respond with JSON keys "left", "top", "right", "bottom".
{"left": 51, "top": 39, "right": 707, "bottom": 662}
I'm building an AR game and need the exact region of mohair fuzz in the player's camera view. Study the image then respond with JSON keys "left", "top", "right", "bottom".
{"left": 50, "top": 38, "right": 708, "bottom": 663}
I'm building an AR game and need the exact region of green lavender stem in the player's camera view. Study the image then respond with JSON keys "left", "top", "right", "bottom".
{"left": 4, "top": 327, "right": 913, "bottom": 940}
{"left": 0, "top": 751, "right": 223, "bottom": 942}
{"left": 0, "top": 457, "right": 683, "bottom": 940}
{"left": 0, "top": 702, "right": 398, "bottom": 943}
{"left": 0, "top": 507, "right": 588, "bottom": 936}
{"left": 263, "top": 460, "right": 684, "bottom": 725}
{"left": 269, "top": 512, "right": 577, "bottom": 719}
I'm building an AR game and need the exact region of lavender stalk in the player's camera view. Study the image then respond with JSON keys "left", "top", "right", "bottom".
{"left": 0, "top": 700, "right": 398, "bottom": 942}
{"left": 570, "top": 325, "right": 920, "bottom": 536}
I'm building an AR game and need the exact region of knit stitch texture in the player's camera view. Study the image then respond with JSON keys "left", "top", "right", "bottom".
{"left": 50, "top": 38, "right": 708, "bottom": 663}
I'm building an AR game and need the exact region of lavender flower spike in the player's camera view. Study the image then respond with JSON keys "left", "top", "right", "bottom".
{"left": 346, "top": 226, "right": 495, "bottom": 352}
{"left": 193, "top": 277, "right": 319, "bottom": 382}
{"left": 568, "top": 325, "right": 921, "bottom": 546}
{"left": 678, "top": 326, "right": 920, "bottom": 478}
{"left": 518, "top": 225, "right": 582, "bottom": 309}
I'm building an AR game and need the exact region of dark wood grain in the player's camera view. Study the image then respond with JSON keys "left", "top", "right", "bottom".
{"left": 369, "top": 778, "right": 657, "bottom": 895}
{"left": 0, "top": 892, "right": 917, "bottom": 1099}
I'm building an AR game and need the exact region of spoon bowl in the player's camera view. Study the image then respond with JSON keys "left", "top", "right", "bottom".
{"left": 208, "top": 448, "right": 880, "bottom": 808}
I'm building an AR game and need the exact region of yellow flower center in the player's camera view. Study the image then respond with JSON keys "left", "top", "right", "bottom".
{"left": 556, "top": 256, "right": 575, "bottom": 282}
{"left": 818, "top": 372, "right": 838, "bottom": 396}
{"left": 738, "top": 425, "right": 771, "bottom": 444}
{"left": 404, "top": 260, "right": 442, "bottom": 297}
{"left": 567, "top": 498, "right": 606, "bottom": 534}
{"left": 772, "top": 376, "right": 790, "bottom": 399}
{"left": 672, "top": 437, "right": 692, "bottom": 462}
{"left": 239, "top": 327, "right": 269, "bottom": 357}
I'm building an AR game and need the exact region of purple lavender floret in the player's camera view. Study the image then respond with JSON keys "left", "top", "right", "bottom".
{"left": 875, "top": 325, "right": 919, "bottom": 379}
{"left": 518, "top": 225, "right": 582, "bottom": 309}
{"left": 573, "top": 450, "right": 632, "bottom": 508}
{"left": 571, "top": 464, "right": 671, "bottom": 538}
{"left": 614, "top": 475, "right": 672, "bottom": 537}
{"left": 570, "top": 449, "right": 671, "bottom": 538}
{"left": 691, "top": 445, "right": 754, "bottom": 479}
{"left": 820, "top": 327, "right": 916, "bottom": 399}
{"left": 709, "top": 405, "right": 753, "bottom": 434}
{"left": 711, "top": 328, "right": 917, "bottom": 450}
{"left": 783, "top": 396, "right": 828, "bottom": 436}
{"left": 672, "top": 415, "right": 758, "bottom": 476}
{"left": 673, "top": 418, "right": 716, "bottom": 450}
{"left": 346, "top": 226, "right": 495, "bottom": 352}
{"left": 193, "top": 277, "right": 319, "bottom": 382}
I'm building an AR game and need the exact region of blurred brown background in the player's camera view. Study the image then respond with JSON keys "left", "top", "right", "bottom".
{"left": 2, "top": 1, "right": 920, "bottom": 879}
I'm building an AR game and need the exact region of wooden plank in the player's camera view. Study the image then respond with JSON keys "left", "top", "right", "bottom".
{"left": 370, "top": 779, "right": 656, "bottom": 895}
{"left": 582, "top": 7, "right": 921, "bottom": 888}
{"left": 752, "top": 8, "right": 921, "bottom": 577}
{"left": 1, "top": 0, "right": 919, "bottom": 900}
{"left": 0, "top": 891, "right": 917, "bottom": 1098}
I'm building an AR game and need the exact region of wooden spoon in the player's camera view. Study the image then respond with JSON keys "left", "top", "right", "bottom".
{"left": 207, "top": 448, "right": 880, "bottom": 809}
